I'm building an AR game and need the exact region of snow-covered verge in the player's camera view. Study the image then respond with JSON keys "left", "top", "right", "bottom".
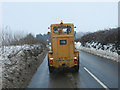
{"left": 0, "top": 54, "right": 2, "bottom": 90}
{"left": 75, "top": 42, "right": 119, "bottom": 62}
{"left": 0, "top": 44, "right": 47, "bottom": 88}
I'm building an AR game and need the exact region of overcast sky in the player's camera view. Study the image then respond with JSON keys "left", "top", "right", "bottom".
{"left": 2, "top": 2, "right": 118, "bottom": 35}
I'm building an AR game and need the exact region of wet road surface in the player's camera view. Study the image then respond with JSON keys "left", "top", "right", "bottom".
{"left": 28, "top": 51, "right": 118, "bottom": 89}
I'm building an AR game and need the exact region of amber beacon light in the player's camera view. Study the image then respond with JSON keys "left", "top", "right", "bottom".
{"left": 60, "top": 20, "right": 63, "bottom": 24}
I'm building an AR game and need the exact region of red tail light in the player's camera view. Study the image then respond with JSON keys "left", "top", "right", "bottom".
{"left": 50, "top": 60, "right": 53, "bottom": 64}
{"left": 74, "top": 59, "right": 77, "bottom": 63}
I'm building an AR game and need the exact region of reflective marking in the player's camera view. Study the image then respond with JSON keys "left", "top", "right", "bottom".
{"left": 84, "top": 67, "right": 109, "bottom": 90}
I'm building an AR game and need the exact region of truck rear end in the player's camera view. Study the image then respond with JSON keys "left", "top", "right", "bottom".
{"left": 48, "top": 21, "right": 79, "bottom": 72}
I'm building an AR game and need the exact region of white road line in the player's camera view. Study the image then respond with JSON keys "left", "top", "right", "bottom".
{"left": 83, "top": 67, "right": 109, "bottom": 90}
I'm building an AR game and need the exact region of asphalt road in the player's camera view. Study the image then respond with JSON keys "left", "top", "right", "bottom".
{"left": 28, "top": 51, "right": 119, "bottom": 89}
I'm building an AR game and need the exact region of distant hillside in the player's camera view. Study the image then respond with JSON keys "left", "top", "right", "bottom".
{"left": 76, "top": 32, "right": 90, "bottom": 39}
{"left": 36, "top": 33, "right": 50, "bottom": 44}
{"left": 76, "top": 27, "right": 119, "bottom": 46}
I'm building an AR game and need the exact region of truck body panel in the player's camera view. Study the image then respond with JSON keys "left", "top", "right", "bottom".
{"left": 48, "top": 21, "right": 79, "bottom": 72}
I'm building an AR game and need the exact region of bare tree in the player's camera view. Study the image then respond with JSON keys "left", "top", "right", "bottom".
{"left": 1, "top": 26, "right": 43, "bottom": 47}
{"left": 1, "top": 26, "right": 27, "bottom": 46}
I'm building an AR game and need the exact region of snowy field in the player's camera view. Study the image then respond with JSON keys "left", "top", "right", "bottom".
{"left": 0, "top": 45, "right": 41, "bottom": 68}
{"left": 0, "top": 44, "right": 47, "bottom": 88}
{"left": 0, "top": 44, "right": 42, "bottom": 87}
{"left": 0, "top": 44, "right": 42, "bottom": 84}
{"left": 75, "top": 42, "right": 119, "bottom": 62}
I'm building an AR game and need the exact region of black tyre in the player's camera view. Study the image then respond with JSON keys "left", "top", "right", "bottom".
{"left": 48, "top": 55, "right": 49, "bottom": 66}
{"left": 49, "top": 66, "right": 54, "bottom": 73}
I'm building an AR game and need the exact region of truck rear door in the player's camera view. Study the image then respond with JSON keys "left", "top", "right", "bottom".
{"left": 57, "top": 38, "right": 69, "bottom": 58}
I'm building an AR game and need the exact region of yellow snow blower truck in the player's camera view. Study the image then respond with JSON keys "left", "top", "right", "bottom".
{"left": 48, "top": 20, "right": 79, "bottom": 72}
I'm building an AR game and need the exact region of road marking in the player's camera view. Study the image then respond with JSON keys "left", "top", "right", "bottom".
{"left": 83, "top": 67, "right": 109, "bottom": 90}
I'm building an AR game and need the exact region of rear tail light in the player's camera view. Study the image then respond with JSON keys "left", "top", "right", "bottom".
{"left": 50, "top": 60, "right": 53, "bottom": 64}
{"left": 74, "top": 59, "right": 77, "bottom": 63}
{"left": 74, "top": 57, "right": 77, "bottom": 59}
{"left": 50, "top": 58, "right": 53, "bottom": 60}
{"left": 74, "top": 56, "right": 78, "bottom": 63}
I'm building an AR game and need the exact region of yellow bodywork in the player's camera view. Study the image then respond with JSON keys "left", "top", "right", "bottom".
{"left": 48, "top": 23, "right": 79, "bottom": 68}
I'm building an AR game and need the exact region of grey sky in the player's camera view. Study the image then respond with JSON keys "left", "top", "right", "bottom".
{"left": 2, "top": 2, "right": 118, "bottom": 35}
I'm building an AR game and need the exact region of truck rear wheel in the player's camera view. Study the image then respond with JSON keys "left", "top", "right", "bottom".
{"left": 49, "top": 66, "right": 54, "bottom": 73}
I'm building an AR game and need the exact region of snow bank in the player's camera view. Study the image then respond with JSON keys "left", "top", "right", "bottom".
{"left": 0, "top": 47, "right": 2, "bottom": 89}
{"left": 0, "top": 44, "right": 47, "bottom": 88}
{"left": 1, "top": 44, "right": 42, "bottom": 70}
{"left": 75, "top": 42, "right": 119, "bottom": 62}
